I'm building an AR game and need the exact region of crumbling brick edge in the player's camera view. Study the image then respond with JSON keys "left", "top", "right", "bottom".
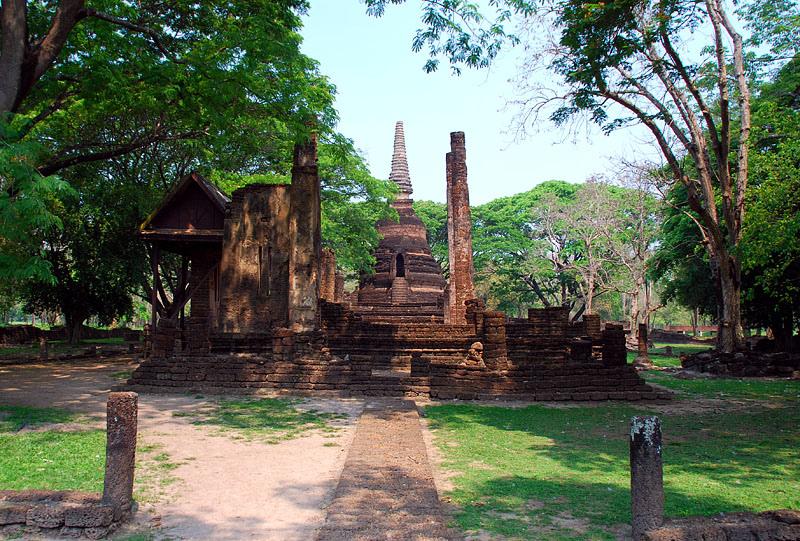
{"left": 0, "top": 491, "right": 132, "bottom": 540}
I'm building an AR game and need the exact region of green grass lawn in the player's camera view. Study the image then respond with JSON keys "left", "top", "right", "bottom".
{"left": 425, "top": 373, "right": 800, "bottom": 540}
{"left": 0, "top": 337, "right": 126, "bottom": 359}
{"left": 644, "top": 371, "right": 800, "bottom": 401}
{"left": 0, "top": 405, "right": 105, "bottom": 492}
{"left": 626, "top": 342, "right": 714, "bottom": 368}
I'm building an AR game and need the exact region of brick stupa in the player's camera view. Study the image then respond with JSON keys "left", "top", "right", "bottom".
{"left": 355, "top": 121, "right": 446, "bottom": 322}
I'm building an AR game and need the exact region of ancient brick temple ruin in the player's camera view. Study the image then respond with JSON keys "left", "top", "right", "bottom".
{"left": 129, "top": 125, "right": 668, "bottom": 401}
{"left": 354, "top": 121, "right": 447, "bottom": 323}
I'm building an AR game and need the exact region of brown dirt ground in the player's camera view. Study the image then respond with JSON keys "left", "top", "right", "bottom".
{"left": 0, "top": 357, "right": 365, "bottom": 540}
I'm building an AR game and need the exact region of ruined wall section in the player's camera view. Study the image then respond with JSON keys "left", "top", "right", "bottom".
{"left": 444, "top": 132, "right": 475, "bottom": 325}
{"left": 217, "top": 184, "right": 291, "bottom": 333}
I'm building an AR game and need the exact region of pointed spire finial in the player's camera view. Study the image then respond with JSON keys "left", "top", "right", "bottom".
{"left": 389, "top": 121, "right": 413, "bottom": 199}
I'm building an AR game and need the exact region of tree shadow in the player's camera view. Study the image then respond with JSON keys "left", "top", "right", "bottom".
{"left": 423, "top": 401, "right": 800, "bottom": 539}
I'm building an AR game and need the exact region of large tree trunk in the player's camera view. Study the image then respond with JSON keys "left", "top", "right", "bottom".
{"left": 64, "top": 313, "right": 84, "bottom": 344}
{"left": 716, "top": 254, "right": 744, "bottom": 352}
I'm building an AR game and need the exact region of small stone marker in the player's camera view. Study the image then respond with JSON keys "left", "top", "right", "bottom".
{"left": 38, "top": 337, "right": 48, "bottom": 360}
{"left": 630, "top": 415, "right": 664, "bottom": 540}
{"left": 103, "top": 392, "right": 138, "bottom": 519}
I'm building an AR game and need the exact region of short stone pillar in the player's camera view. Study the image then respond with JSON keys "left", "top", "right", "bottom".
{"left": 635, "top": 323, "right": 651, "bottom": 366}
{"left": 630, "top": 416, "right": 664, "bottom": 540}
{"left": 465, "top": 298, "right": 486, "bottom": 335}
{"left": 334, "top": 273, "right": 345, "bottom": 303}
{"left": 38, "top": 337, "right": 49, "bottom": 360}
{"left": 583, "top": 314, "right": 602, "bottom": 340}
{"left": 103, "top": 392, "right": 138, "bottom": 518}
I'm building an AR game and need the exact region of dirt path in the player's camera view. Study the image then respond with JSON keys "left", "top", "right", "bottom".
{"left": 0, "top": 359, "right": 363, "bottom": 540}
{"left": 316, "top": 399, "right": 459, "bottom": 541}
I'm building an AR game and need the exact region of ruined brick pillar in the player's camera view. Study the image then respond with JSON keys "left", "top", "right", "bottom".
{"left": 103, "top": 392, "right": 138, "bottom": 518}
{"left": 445, "top": 132, "right": 475, "bottom": 325}
{"left": 583, "top": 314, "right": 602, "bottom": 340}
{"left": 334, "top": 272, "right": 345, "bottom": 303}
{"left": 320, "top": 248, "right": 337, "bottom": 302}
{"left": 218, "top": 184, "right": 291, "bottom": 332}
{"left": 602, "top": 323, "right": 627, "bottom": 366}
{"left": 289, "top": 135, "right": 321, "bottom": 332}
{"left": 465, "top": 298, "right": 486, "bottom": 335}
{"left": 635, "top": 323, "right": 650, "bottom": 364}
{"left": 187, "top": 252, "right": 215, "bottom": 354}
{"left": 482, "top": 310, "right": 508, "bottom": 371}
{"left": 630, "top": 416, "right": 664, "bottom": 540}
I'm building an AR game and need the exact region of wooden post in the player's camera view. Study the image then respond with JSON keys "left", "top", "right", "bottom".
{"left": 149, "top": 245, "right": 160, "bottom": 330}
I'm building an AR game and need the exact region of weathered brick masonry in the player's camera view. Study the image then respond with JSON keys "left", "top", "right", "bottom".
{"left": 130, "top": 123, "right": 667, "bottom": 402}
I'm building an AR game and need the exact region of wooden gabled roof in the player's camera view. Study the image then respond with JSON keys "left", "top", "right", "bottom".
{"left": 139, "top": 171, "right": 231, "bottom": 231}
{"left": 140, "top": 172, "right": 230, "bottom": 240}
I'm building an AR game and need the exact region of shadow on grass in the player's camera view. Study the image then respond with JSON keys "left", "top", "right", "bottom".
{"left": 174, "top": 397, "right": 347, "bottom": 443}
{"left": 644, "top": 372, "right": 800, "bottom": 401}
{"left": 0, "top": 404, "right": 76, "bottom": 432}
{"left": 425, "top": 401, "right": 800, "bottom": 539}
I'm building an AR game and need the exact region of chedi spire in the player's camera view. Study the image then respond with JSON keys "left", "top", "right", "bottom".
{"left": 389, "top": 121, "right": 413, "bottom": 199}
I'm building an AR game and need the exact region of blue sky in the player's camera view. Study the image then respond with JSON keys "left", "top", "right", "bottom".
{"left": 301, "top": 2, "right": 656, "bottom": 204}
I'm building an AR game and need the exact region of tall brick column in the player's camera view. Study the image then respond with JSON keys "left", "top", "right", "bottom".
{"left": 445, "top": 131, "right": 475, "bottom": 324}
{"left": 103, "top": 392, "right": 138, "bottom": 519}
{"left": 289, "top": 135, "right": 321, "bottom": 332}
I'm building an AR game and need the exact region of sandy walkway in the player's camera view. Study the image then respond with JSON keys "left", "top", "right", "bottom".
{"left": 0, "top": 359, "right": 364, "bottom": 540}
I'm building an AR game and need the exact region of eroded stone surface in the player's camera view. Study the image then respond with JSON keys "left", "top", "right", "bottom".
{"left": 316, "top": 400, "right": 458, "bottom": 541}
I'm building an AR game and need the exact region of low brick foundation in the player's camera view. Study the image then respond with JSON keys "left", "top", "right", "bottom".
{"left": 129, "top": 303, "right": 670, "bottom": 401}
{"left": 0, "top": 491, "right": 121, "bottom": 539}
{"left": 643, "top": 510, "right": 800, "bottom": 540}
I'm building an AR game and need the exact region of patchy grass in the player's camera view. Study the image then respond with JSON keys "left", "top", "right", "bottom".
{"left": 0, "top": 337, "right": 126, "bottom": 359}
{"left": 0, "top": 404, "right": 76, "bottom": 431}
{"left": 0, "top": 404, "right": 178, "bottom": 504}
{"left": 173, "top": 397, "right": 346, "bottom": 444}
{"left": 644, "top": 371, "right": 800, "bottom": 401}
{"left": 626, "top": 342, "right": 714, "bottom": 369}
{"left": 425, "top": 378, "right": 800, "bottom": 540}
{"left": 111, "top": 369, "right": 134, "bottom": 381}
{"left": 627, "top": 351, "right": 682, "bottom": 368}
{"left": 134, "top": 440, "right": 181, "bottom": 504}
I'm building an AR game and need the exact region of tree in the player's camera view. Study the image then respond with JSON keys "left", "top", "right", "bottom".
{"left": 22, "top": 166, "right": 147, "bottom": 342}
{"left": 365, "top": 0, "right": 777, "bottom": 353}
{"left": 2, "top": 0, "right": 336, "bottom": 282}
{"left": 602, "top": 171, "right": 662, "bottom": 331}
{"left": 740, "top": 57, "right": 800, "bottom": 348}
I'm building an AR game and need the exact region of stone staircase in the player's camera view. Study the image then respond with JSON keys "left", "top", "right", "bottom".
{"left": 390, "top": 277, "right": 409, "bottom": 303}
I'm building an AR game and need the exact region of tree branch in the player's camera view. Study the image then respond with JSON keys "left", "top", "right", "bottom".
{"left": 83, "top": 8, "right": 185, "bottom": 64}
{"left": 38, "top": 128, "right": 204, "bottom": 176}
